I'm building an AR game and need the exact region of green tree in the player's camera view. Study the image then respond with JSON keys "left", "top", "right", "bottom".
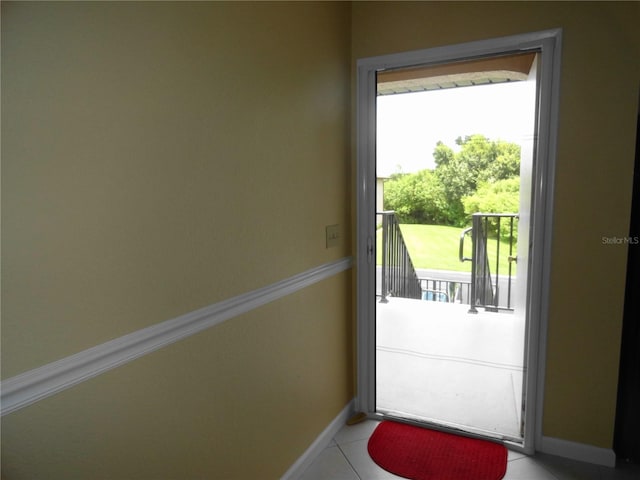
{"left": 383, "top": 135, "right": 522, "bottom": 227}
{"left": 433, "top": 134, "right": 520, "bottom": 225}
{"left": 462, "top": 177, "right": 520, "bottom": 239}
{"left": 383, "top": 169, "right": 454, "bottom": 224}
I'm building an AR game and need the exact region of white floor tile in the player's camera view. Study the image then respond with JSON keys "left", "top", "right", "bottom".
{"left": 333, "top": 419, "right": 380, "bottom": 446}
{"left": 297, "top": 416, "right": 640, "bottom": 480}
{"left": 339, "top": 438, "right": 404, "bottom": 479}
{"left": 507, "top": 450, "right": 528, "bottom": 462}
{"left": 533, "top": 453, "right": 601, "bottom": 480}
{"left": 298, "top": 445, "right": 359, "bottom": 480}
{"left": 502, "top": 456, "right": 559, "bottom": 479}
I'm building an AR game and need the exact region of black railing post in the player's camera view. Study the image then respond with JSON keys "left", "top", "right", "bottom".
{"left": 468, "top": 215, "right": 479, "bottom": 314}
{"left": 494, "top": 216, "right": 501, "bottom": 310}
{"left": 380, "top": 212, "right": 388, "bottom": 303}
{"left": 507, "top": 216, "right": 516, "bottom": 309}
{"left": 377, "top": 211, "right": 422, "bottom": 302}
{"left": 466, "top": 213, "right": 518, "bottom": 313}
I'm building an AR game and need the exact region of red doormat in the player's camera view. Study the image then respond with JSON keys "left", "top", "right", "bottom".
{"left": 368, "top": 421, "right": 507, "bottom": 480}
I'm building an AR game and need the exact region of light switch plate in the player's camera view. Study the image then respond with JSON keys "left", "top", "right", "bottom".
{"left": 326, "top": 224, "right": 340, "bottom": 248}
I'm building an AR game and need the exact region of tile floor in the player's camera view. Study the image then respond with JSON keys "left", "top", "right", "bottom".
{"left": 297, "top": 419, "right": 640, "bottom": 480}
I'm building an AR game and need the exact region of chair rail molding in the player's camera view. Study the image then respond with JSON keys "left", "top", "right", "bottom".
{"left": 1, "top": 257, "right": 353, "bottom": 416}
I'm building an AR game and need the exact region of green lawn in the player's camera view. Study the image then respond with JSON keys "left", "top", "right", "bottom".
{"left": 377, "top": 223, "right": 517, "bottom": 274}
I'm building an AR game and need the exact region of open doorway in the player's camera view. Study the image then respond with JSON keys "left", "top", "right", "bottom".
{"left": 374, "top": 52, "right": 537, "bottom": 443}
{"left": 356, "top": 30, "right": 562, "bottom": 454}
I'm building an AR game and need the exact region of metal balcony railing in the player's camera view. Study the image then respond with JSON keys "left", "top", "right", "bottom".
{"left": 460, "top": 213, "right": 518, "bottom": 313}
{"left": 418, "top": 275, "right": 471, "bottom": 305}
{"left": 378, "top": 211, "right": 422, "bottom": 302}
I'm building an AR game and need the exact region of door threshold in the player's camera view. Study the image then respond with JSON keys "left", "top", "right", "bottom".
{"left": 371, "top": 410, "right": 526, "bottom": 451}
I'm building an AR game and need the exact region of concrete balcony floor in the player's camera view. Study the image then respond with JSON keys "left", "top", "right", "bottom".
{"left": 376, "top": 296, "right": 526, "bottom": 440}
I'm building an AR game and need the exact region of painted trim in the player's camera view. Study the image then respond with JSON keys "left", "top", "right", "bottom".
{"left": 280, "top": 399, "right": 355, "bottom": 480}
{"left": 356, "top": 28, "right": 563, "bottom": 456}
{"left": 539, "top": 436, "right": 616, "bottom": 468}
{"left": 1, "top": 257, "right": 353, "bottom": 417}
{"left": 355, "top": 57, "right": 378, "bottom": 416}
{"left": 531, "top": 29, "right": 563, "bottom": 455}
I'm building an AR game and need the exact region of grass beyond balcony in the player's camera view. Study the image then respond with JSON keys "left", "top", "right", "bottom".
{"left": 377, "top": 223, "right": 517, "bottom": 274}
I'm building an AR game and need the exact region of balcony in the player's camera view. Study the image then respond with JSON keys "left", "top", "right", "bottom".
{"left": 375, "top": 212, "right": 524, "bottom": 441}
{"left": 375, "top": 297, "right": 525, "bottom": 441}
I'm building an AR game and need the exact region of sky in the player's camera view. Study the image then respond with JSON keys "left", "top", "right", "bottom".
{"left": 376, "top": 81, "right": 536, "bottom": 177}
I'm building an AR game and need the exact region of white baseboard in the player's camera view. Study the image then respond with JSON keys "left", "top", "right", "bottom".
{"left": 279, "top": 401, "right": 617, "bottom": 476}
{"left": 281, "top": 399, "right": 355, "bottom": 480}
{"left": 1, "top": 257, "right": 353, "bottom": 416}
{"left": 538, "top": 435, "right": 616, "bottom": 467}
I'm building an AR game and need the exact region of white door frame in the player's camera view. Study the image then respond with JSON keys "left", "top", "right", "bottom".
{"left": 355, "top": 29, "right": 562, "bottom": 454}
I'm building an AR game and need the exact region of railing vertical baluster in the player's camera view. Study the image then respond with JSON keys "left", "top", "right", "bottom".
{"left": 379, "top": 211, "right": 517, "bottom": 310}
{"left": 377, "top": 211, "right": 422, "bottom": 302}
{"left": 481, "top": 217, "right": 487, "bottom": 305}
{"left": 507, "top": 217, "right": 515, "bottom": 308}
{"left": 380, "top": 213, "right": 388, "bottom": 303}
{"left": 467, "top": 212, "right": 518, "bottom": 313}
{"left": 495, "top": 216, "right": 501, "bottom": 309}
{"left": 481, "top": 216, "right": 491, "bottom": 308}
{"left": 468, "top": 215, "right": 479, "bottom": 314}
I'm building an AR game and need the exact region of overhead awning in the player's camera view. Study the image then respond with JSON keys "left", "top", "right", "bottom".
{"left": 377, "top": 52, "right": 536, "bottom": 95}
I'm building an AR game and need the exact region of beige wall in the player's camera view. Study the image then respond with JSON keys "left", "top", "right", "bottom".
{"left": 2, "top": 274, "right": 353, "bottom": 479}
{"left": 352, "top": 1, "right": 639, "bottom": 449}
{"left": 1, "top": 2, "right": 352, "bottom": 479}
{"left": 2, "top": 1, "right": 639, "bottom": 477}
